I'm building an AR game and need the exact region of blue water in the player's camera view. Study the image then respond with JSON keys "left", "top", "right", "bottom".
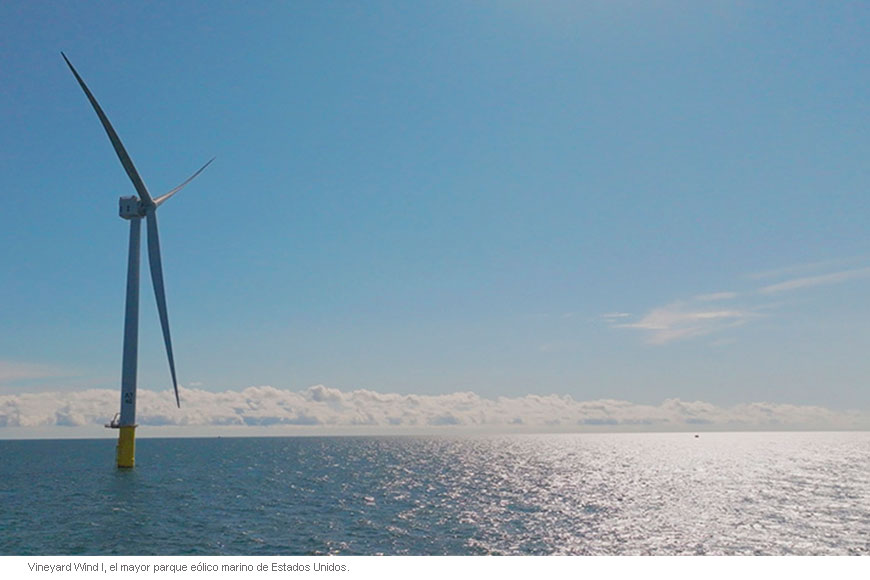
{"left": 1, "top": 432, "right": 868, "bottom": 555}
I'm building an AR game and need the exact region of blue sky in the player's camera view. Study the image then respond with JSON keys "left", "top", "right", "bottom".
{"left": 1, "top": 1, "right": 869, "bottom": 429}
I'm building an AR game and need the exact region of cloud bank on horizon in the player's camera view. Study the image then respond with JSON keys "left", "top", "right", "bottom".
{"left": 1, "top": 385, "right": 866, "bottom": 432}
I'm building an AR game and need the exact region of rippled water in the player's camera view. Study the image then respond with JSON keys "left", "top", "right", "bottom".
{"left": 1, "top": 432, "right": 868, "bottom": 555}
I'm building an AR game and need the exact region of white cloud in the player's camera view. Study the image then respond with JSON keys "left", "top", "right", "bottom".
{"left": 0, "top": 385, "right": 866, "bottom": 432}
{"left": 693, "top": 291, "right": 738, "bottom": 302}
{"left": 747, "top": 257, "right": 864, "bottom": 280}
{"left": 601, "top": 312, "right": 631, "bottom": 319}
{"left": 609, "top": 260, "right": 870, "bottom": 346}
{"left": 758, "top": 267, "right": 870, "bottom": 295}
{"left": 613, "top": 302, "right": 755, "bottom": 345}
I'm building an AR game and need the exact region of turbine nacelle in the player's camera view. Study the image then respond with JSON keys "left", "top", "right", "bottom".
{"left": 119, "top": 196, "right": 146, "bottom": 219}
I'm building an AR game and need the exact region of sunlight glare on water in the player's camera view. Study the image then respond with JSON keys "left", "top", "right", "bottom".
{"left": 1, "top": 432, "right": 868, "bottom": 555}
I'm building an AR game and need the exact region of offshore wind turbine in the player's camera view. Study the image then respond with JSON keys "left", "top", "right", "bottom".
{"left": 62, "top": 53, "right": 213, "bottom": 468}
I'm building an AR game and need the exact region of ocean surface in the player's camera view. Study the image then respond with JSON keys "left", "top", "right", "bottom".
{"left": 1, "top": 432, "right": 868, "bottom": 556}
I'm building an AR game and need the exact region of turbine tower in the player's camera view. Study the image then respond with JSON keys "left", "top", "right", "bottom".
{"left": 63, "top": 53, "right": 213, "bottom": 468}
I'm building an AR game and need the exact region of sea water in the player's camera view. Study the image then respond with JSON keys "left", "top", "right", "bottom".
{"left": 1, "top": 432, "right": 868, "bottom": 555}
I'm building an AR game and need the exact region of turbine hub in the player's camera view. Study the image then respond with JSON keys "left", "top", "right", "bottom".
{"left": 119, "top": 195, "right": 146, "bottom": 219}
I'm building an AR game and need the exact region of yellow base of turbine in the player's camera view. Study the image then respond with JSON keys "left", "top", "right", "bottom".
{"left": 116, "top": 425, "right": 136, "bottom": 468}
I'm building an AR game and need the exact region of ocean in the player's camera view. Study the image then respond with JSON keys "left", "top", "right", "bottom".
{"left": 1, "top": 432, "right": 868, "bottom": 556}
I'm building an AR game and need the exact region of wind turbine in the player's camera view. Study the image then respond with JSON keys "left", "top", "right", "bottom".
{"left": 62, "top": 53, "right": 213, "bottom": 468}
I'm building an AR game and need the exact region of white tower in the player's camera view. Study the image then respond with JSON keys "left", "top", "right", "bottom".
{"left": 63, "top": 53, "right": 213, "bottom": 467}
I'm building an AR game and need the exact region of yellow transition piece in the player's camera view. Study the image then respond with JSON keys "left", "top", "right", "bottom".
{"left": 116, "top": 425, "right": 136, "bottom": 468}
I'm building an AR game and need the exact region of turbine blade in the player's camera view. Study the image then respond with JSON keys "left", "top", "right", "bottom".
{"left": 145, "top": 209, "right": 180, "bottom": 407}
{"left": 154, "top": 157, "right": 215, "bottom": 207}
{"left": 61, "top": 52, "right": 154, "bottom": 206}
